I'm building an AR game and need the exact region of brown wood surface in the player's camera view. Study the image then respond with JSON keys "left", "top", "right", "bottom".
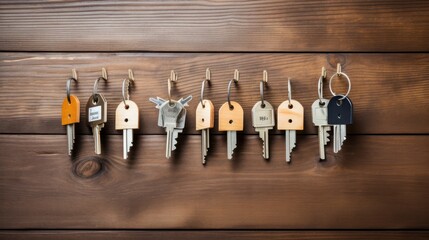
{"left": 1, "top": 1, "right": 429, "bottom": 52}
{"left": 1, "top": 53, "right": 428, "bottom": 135}
{"left": 1, "top": 135, "right": 428, "bottom": 229}
{"left": 1, "top": 230, "right": 429, "bottom": 240}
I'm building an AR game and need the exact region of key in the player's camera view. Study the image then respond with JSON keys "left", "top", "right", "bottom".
{"left": 62, "top": 95, "right": 80, "bottom": 155}
{"left": 219, "top": 101, "right": 243, "bottom": 160}
{"left": 150, "top": 95, "right": 192, "bottom": 159}
{"left": 252, "top": 100, "right": 275, "bottom": 159}
{"left": 115, "top": 100, "right": 139, "bottom": 159}
{"left": 86, "top": 93, "right": 107, "bottom": 155}
{"left": 312, "top": 99, "right": 331, "bottom": 160}
{"left": 196, "top": 99, "right": 214, "bottom": 165}
{"left": 327, "top": 95, "right": 353, "bottom": 153}
{"left": 278, "top": 99, "right": 304, "bottom": 163}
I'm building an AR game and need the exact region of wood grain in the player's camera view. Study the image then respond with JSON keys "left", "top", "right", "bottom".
{"left": 1, "top": 135, "right": 428, "bottom": 229}
{"left": 1, "top": 1, "right": 429, "bottom": 52}
{"left": 0, "top": 53, "right": 428, "bottom": 135}
{"left": 1, "top": 230, "right": 429, "bottom": 240}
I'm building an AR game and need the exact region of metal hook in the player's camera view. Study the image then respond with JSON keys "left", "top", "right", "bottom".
{"left": 337, "top": 63, "right": 341, "bottom": 76}
{"left": 167, "top": 70, "right": 178, "bottom": 105}
{"left": 93, "top": 68, "right": 108, "bottom": 98}
{"left": 318, "top": 67, "right": 327, "bottom": 105}
{"left": 287, "top": 78, "right": 292, "bottom": 106}
{"left": 260, "top": 70, "right": 268, "bottom": 107}
{"left": 66, "top": 69, "right": 78, "bottom": 104}
{"left": 200, "top": 68, "right": 211, "bottom": 108}
{"left": 227, "top": 69, "right": 239, "bottom": 109}
{"left": 122, "top": 69, "right": 135, "bottom": 107}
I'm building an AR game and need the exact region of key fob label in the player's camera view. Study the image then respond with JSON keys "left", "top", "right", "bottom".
{"left": 89, "top": 106, "right": 102, "bottom": 122}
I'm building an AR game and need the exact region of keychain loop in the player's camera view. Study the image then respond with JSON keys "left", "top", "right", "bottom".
{"left": 200, "top": 68, "right": 211, "bottom": 108}
{"left": 227, "top": 69, "right": 239, "bottom": 109}
{"left": 287, "top": 78, "right": 292, "bottom": 106}
{"left": 122, "top": 69, "right": 135, "bottom": 107}
{"left": 168, "top": 70, "right": 178, "bottom": 105}
{"left": 66, "top": 69, "right": 78, "bottom": 104}
{"left": 329, "top": 63, "right": 351, "bottom": 100}
{"left": 318, "top": 67, "right": 327, "bottom": 105}
{"left": 260, "top": 70, "right": 268, "bottom": 107}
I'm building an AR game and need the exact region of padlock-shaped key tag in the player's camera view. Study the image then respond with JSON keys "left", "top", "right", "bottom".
{"left": 277, "top": 99, "right": 304, "bottom": 130}
{"left": 219, "top": 101, "right": 243, "bottom": 131}
{"left": 62, "top": 95, "right": 80, "bottom": 125}
{"left": 115, "top": 100, "right": 139, "bottom": 130}
{"left": 196, "top": 99, "right": 214, "bottom": 130}
{"left": 327, "top": 96, "right": 353, "bottom": 125}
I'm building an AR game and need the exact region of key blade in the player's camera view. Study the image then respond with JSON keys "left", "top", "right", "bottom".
{"left": 201, "top": 129, "right": 207, "bottom": 165}
{"left": 179, "top": 95, "right": 193, "bottom": 107}
{"left": 285, "top": 130, "right": 291, "bottom": 163}
{"left": 123, "top": 129, "right": 127, "bottom": 159}
{"left": 149, "top": 97, "right": 167, "bottom": 108}
{"left": 318, "top": 126, "right": 326, "bottom": 160}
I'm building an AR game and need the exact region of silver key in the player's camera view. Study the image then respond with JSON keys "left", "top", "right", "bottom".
{"left": 86, "top": 93, "right": 107, "bottom": 155}
{"left": 252, "top": 100, "right": 275, "bottom": 159}
{"left": 312, "top": 99, "right": 331, "bottom": 160}
{"left": 150, "top": 95, "right": 191, "bottom": 159}
{"left": 328, "top": 96, "right": 353, "bottom": 153}
{"left": 115, "top": 100, "right": 139, "bottom": 159}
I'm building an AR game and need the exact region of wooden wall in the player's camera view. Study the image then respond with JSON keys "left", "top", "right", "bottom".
{"left": 0, "top": 1, "right": 428, "bottom": 239}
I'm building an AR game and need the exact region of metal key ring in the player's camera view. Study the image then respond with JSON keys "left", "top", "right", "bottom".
{"left": 200, "top": 68, "right": 211, "bottom": 108}
{"left": 260, "top": 70, "right": 268, "bottom": 107}
{"left": 122, "top": 69, "right": 135, "bottom": 107}
{"left": 168, "top": 70, "right": 178, "bottom": 105}
{"left": 93, "top": 68, "right": 108, "bottom": 102}
{"left": 329, "top": 64, "right": 351, "bottom": 100}
{"left": 66, "top": 69, "right": 78, "bottom": 104}
{"left": 227, "top": 69, "right": 239, "bottom": 109}
{"left": 287, "top": 78, "right": 292, "bottom": 106}
{"left": 317, "top": 67, "right": 327, "bottom": 105}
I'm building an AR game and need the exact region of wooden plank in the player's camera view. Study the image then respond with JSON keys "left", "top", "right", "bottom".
{"left": 1, "top": 135, "right": 428, "bottom": 229}
{"left": 1, "top": 230, "right": 429, "bottom": 240}
{"left": 1, "top": 53, "right": 428, "bottom": 135}
{"left": 0, "top": 1, "right": 428, "bottom": 52}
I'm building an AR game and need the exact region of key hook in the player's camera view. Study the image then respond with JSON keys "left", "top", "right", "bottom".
{"left": 122, "top": 69, "right": 135, "bottom": 107}
{"left": 227, "top": 69, "right": 239, "bottom": 109}
{"left": 260, "top": 70, "right": 268, "bottom": 107}
{"left": 200, "top": 68, "right": 211, "bottom": 108}
{"left": 93, "top": 68, "right": 108, "bottom": 102}
{"left": 66, "top": 69, "right": 78, "bottom": 104}
{"left": 287, "top": 78, "right": 292, "bottom": 107}
{"left": 168, "top": 70, "right": 178, "bottom": 105}
{"left": 318, "top": 67, "right": 327, "bottom": 105}
{"left": 329, "top": 63, "right": 351, "bottom": 100}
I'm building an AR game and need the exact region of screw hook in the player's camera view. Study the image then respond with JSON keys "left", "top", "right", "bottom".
{"left": 168, "top": 70, "right": 178, "bottom": 105}
{"left": 93, "top": 68, "right": 108, "bottom": 99}
{"left": 227, "top": 69, "right": 239, "bottom": 109}
{"left": 66, "top": 69, "right": 78, "bottom": 104}
{"left": 122, "top": 69, "right": 135, "bottom": 107}
{"left": 260, "top": 70, "right": 268, "bottom": 107}
{"left": 200, "top": 68, "right": 211, "bottom": 108}
{"left": 287, "top": 78, "right": 292, "bottom": 106}
{"left": 318, "top": 67, "right": 327, "bottom": 105}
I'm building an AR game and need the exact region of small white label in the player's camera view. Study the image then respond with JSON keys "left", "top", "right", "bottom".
{"left": 89, "top": 106, "right": 102, "bottom": 122}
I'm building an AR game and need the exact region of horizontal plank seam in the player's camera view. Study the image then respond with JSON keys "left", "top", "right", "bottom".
{"left": 0, "top": 133, "right": 428, "bottom": 136}
{"left": 2, "top": 51, "right": 429, "bottom": 54}
{"left": 1, "top": 229, "right": 429, "bottom": 232}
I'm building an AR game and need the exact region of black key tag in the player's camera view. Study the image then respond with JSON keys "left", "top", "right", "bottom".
{"left": 327, "top": 95, "right": 353, "bottom": 125}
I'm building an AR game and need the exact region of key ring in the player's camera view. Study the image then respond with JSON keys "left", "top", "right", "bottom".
{"left": 329, "top": 63, "right": 351, "bottom": 100}
{"left": 287, "top": 78, "right": 292, "bottom": 107}
{"left": 93, "top": 68, "right": 108, "bottom": 102}
{"left": 227, "top": 69, "right": 239, "bottom": 109}
{"left": 318, "top": 67, "right": 327, "bottom": 105}
{"left": 66, "top": 69, "right": 78, "bottom": 104}
{"left": 122, "top": 69, "right": 135, "bottom": 107}
{"left": 260, "top": 70, "right": 268, "bottom": 108}
{"left": 167, "top": 70, "right": 178, "bottom": 105}
{"left": 200, "top": 68, "right": 211, "bottom": 108}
